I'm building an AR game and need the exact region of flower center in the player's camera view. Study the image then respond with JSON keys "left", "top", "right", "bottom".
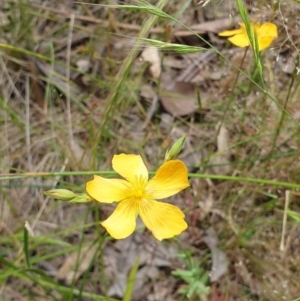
{"left": 131, "top": 175, "right": 147, "bottom": 199}
{"left": 135, "top": 189, "right": 144, "bottom": 197}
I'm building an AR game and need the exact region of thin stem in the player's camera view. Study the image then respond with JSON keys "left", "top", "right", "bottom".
{"left": 66, "top": 13, "right": 75, "bottom": 150}
{"left": 270, "top": 74, "right": 295, "bottom": 155}
{"left": 220, "top": 47, "right": 248, "bottom": 127}
{"left": 91, "top": 0, "right": 170, "bottom": 168}
{"left": 2, "top": 171, "right": 300, "bottom": 190}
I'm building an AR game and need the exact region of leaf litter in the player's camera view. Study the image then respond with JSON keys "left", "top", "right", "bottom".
{"left": 1, "top": 0, "right": 300, "bottom": 300}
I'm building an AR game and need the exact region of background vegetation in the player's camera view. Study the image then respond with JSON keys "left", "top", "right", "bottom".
{"left": 1, "top": 0, "right": 300, "bottom": 300}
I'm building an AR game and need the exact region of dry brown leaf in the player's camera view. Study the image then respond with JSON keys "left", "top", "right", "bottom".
{"left": 0, "top": 287, "right": 27, "bottom": 301}
{"left": 198, "top": 191, "right": 214, "bottom": 220}
{"left": 57, "top": 136, "right": 92, "bottom": 169}
{"left": 70, "top": 140, "right": 92, "bottom": 169}
{"left": 203, "top": 228, "right": 228, "bottom": 282}
{"left": 148, "top": 279, "right": 177, "bottom": 301}
{"left": 132, "top": 266, "right": 158, "bottom": 300}
{"left": 141, "top": 46, "right": 161, "bottom": 78}
{"left": 0, "top": 11, "right": 9, "bottom": 26}
{"left": 105, "top": 223, "right": 180, "bottom": 298}
{"left": 76, "top": 57, "right": 90, "bottom": 73}
{"left": 56, "top": 244, "right": 98, "bottom": 284}
{"left": 163, "top": 56, "right": 186, "bottom": 69}
{"left": 106, "top": 235, "right": 139, "bottom": 297}
{"left": 211, "top": 123, "right": 231, "bottom": 175}
{"left": 140, "top": 84, "right": 156, "bottom": 99}
{"left": 119, "top": 114, "right": 146, "bottom": 144}
{"left": 159, "top": 113, "right": 174, "bottom": 130}
{"left": 160, "top": 82, "right": 199, "bottom": 117}
{"left": 278, "top": 49, "right": 299, "bottom": 74}
{"left": 174, "top": 11, "right": 272, "bottom": 36}
{"left": 35, "top": 60, "right": 82, "bottom": 103}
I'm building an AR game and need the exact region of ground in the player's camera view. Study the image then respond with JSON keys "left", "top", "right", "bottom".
{"left": 1, "top": 0, "right": 300, "bottom": 300}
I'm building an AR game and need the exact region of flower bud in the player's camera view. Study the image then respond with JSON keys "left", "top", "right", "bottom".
{"left": 69, "top": 194, "right": 92, "bottom": 203}
{"left": 164, "top": 136, "right": 186, "bottom": 161}
{"left": 44, "top": 189, "right": 76, "bottom": 201}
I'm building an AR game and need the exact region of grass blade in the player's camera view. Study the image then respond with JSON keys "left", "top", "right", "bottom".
{"left": 123, "top": 257, "right": 140, "bottom": 301}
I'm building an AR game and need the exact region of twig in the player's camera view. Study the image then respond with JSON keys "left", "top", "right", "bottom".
{"left": 142, "top": 95, "right": 158, "bottom": 129}
{"left": 25, "top": 76, "right": 32, "bottom": 171}
{"left": 66, "top": 13, "right": 75, "bottom": 150}
{"left": 280, "top": 190, "right": 290, "bottom": 251}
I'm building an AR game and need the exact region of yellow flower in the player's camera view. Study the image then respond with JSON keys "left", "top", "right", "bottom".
{"left": 86, "top": 154, "right": 189, "bottom": 240}
{"left": 218, "top": 22, "right": 278, "bottom": 51}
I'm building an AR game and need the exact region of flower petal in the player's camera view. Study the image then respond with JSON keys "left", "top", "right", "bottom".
{"left": 257, "top": 23, "right": 278, "bottom": 38}
{"left": 146, "top": 160, "right": 189, "bottom": 199}
{"left": 112, "top": 154, "right": 149, "bottom": 185}
{"left": 218, "top": 28, "right": 244, "bottom": 37}
{"left": 101, "top": 198, "right": 138, "bottom": 239}
{"left": 139, "top": 199, "right": 187, "bottom": 240}
{"left": 258, "top": 36, "right": 275, "bottom": 51}
{"left": 228, "top": 33, "right": 250, "bottom": 47}
{"left": 86, "top": 175, "right": 131, "bottom": 203}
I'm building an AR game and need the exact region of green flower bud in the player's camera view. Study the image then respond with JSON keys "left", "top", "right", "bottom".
{"left": 164, "top": 136, "right": 186, "bottom": 161}
{"left": 69, "top": 194, "right": 92, "bottom": 203}
{"left": 44, "top": 189, "right": 76, "bottom": 201}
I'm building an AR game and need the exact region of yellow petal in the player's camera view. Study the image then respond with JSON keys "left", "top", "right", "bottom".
{"left": 86, "top": 175, "right": 131, "bottom": 203}
{"left": 218, "top": 28, "right": 244, "bottom": 37}
{"left": 257, "top": 22, "right": 278, "bottom": 38}
{"left": 146, "top": 160, "right": 189, "bottom": 199}
{"left": 258, "top": 36, "right": 275, "bottom": 51}
{"left": 139, "top": 199, "right": 187, "bottom": 240}
{"left": 112, "top": 154, "right": 149, "bottom": 185}
{"left": 101, "top": 198, "right": 138, "bottom": 239}
{"left": 228, "top": 33, "right": 250, "bottom": 47}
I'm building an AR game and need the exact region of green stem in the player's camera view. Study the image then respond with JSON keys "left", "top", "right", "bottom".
{"left": 220, "top": 47, "right": 248, "bottom": 127}
{"left": 91, "top": 0, "right": 170, "bottom": 168}
{"left": 270, "top": 74, "right": 295, "bottom": 155}
{"left": 188, "top": 173, "right": 300, "bottom": 189}
{"left": 2, "top": 171, "right": 300, "bottom": 190}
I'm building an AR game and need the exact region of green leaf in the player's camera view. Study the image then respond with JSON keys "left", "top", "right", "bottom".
{"left": 23, "top": 226, "right": 31, "bottom": 268}
{"left": 123, "top": 257, "right": 140, "bottom": 301}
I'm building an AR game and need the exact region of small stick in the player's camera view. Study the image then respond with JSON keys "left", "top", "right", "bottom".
{"left": 280, "top": 190, "right": 290, "bottom": 251}
{"left": 66, "top": 13, "right": 75, "bottom": 150}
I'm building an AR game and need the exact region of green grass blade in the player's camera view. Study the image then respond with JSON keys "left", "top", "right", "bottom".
{"left": 123, "top": 257, "right": 140, "bottom": 301}
{"left": 23, "top": 226, "right": 31, "bottom": 268}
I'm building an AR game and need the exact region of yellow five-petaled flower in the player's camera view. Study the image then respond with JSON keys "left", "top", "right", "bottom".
{"left": 86, "top": 154, "right": 190, "bottom": 240}
{"left": 218, "top": 22, "right": 278, "bottom": 51}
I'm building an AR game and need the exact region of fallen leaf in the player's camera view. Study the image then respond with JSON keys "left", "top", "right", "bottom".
{"left": 211, "top": 123, "right": 231, "bottom": 174}
{"left": 119, "top": 114, "right": 146, "bottom": 144}
{"left": 148, "top": 279, "right": 177, "bottom": 301}
{"left": 278, "top": 50, "right": 298, "bottom": 74}
{"left": 159, "top": 113, "right": 174, "bottom": 130}
{"left": 203, "top": 228, "right": 228, "bottom": 282}
{"left": 0, "top": 11, "right": 9, "bottom": 26}
{"left": 132, "top": 266, "right": 158, "bottom": 300}
{"left": 1, "top": 287, "right": 27, "bottom": 301}
{"left": 57, "top": 137, "right": 92, "bottom": 169}
{"left": 105, "top": 221, "right": 180, "bottom": 298}
{"left": 163, "top": 56, "right": 186, "bottom": 69}
{"left": 160, "top": 82, "right": 199, "bottom": 117}
{"left": 56, "top": 244, "right": 98, "bottom": 284}
{"left": 35, "top": 60, "right": 82, "bottom": 103}
{"left": 70, "top": 140, "right": 92, "bottom": 169}
{"left": 141, "top": 46, "right": 161, "bottom": 78}
{"left": 140, "top": 84, "right": 156, "bottom": 99}
{"left": 76, "top": 57, "right": 90, "bottom": 73}
{"left": 198, "top": 191, "right": 214, "bottom": 220}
